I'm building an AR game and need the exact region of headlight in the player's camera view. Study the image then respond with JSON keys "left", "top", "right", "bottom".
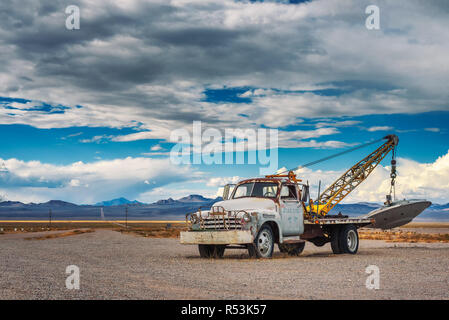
{"left": 242, "top": 212, "right": 251, "bottom": 222}
{"left": 188, "top": 213, "right": 199, "bottom": 224}
{"left": 194, "top": 214, "right": 201, "bottom": 224}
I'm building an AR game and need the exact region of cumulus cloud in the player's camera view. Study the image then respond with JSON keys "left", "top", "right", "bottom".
{"left": 0, "top": 157, "right": 201, "bottom": 204}
{"left": 424, "top": 128, "right": 440, "bottom": 133}
{"left": 366, "top": 126, "right": 394, "bottom": 132}
{"left": 211, "top": 150, "right": 449, "bottom": 205}
{"left": 0, "top": 0, "right": 448, "bottom": 140}
{"left": 1, "top": 0, "right": 448, "bottom": 204}
{"left": 206, "top": 176, "right": 241, "bottom": 187}
{"left": 314, "top": 120, "right": 361, "bottom": 128}
{"left": 150, "top": 144, "right": 163, "bottom": 151}
{"left": 1, "top": 150, "right": 448, "bottom": 205}
{"left": 291, "top": 151, "right": 449, "bottom": 204}
{"left": 79, "top": 135, "right": 114, "bottom": 143}
{"left": 203, "top": 150, "right": 449, "bottom": 204}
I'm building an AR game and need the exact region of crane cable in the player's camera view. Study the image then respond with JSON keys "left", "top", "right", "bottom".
{"left": 276, "top": 137, "right": 384, "bottom": 176}
{"left": 389, "top": 147, "right": 397, "bottom": 201}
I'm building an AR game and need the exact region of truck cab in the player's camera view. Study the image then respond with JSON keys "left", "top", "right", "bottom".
{"left": 221, "top": 179, "right": 305, "bottom": 240}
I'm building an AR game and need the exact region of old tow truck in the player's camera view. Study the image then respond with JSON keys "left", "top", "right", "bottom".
{"left": 180, "top": 134, "right": 428, "bottom": 258}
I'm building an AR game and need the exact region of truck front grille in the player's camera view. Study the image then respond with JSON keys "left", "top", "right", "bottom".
{"left": 200, "top": 216, "right": 243, "bottom": 230}
{"left": 190, "top": 206, "right": 247, "bottom": 231}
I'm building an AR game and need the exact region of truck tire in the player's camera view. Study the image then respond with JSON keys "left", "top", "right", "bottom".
{"left": 212, "top": 245, "right": 226, "bottom": 258}
{"left": 338, "top": 224, "right": 359, "bottom": 254}
{"left": 248, "top": 225, "right": 274, "bottom": 258}
{"left": 290, "top": 242, "right": 306, "bottom": 256}
{"left": 199, "top": 245, "right": 225, "bottom": 258}
{"left": 278, "top": 244, "right": 287, "bottom": 253}
{"left": 330, "top": 226, "right": 342, "bottom": 254}
{"left": 198, "top": 244, "right": 213, "bottom": 258}
{"left": 279, "top": 242, "right": 305, "bottom": 256}
{"left": 310, "top": 237, "right": 327, "bottom": 247}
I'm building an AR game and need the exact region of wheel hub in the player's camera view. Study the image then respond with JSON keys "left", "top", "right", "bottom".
{"left": 347, "top": 229, "right": 357, "bottom": 252}
{"left": 258, "top": 231, "right": 272, "bottom": 255}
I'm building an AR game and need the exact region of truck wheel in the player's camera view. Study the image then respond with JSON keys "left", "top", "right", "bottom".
{"left": 279, "top": 242, "right": 305, "bottom": 256}
{"left": 198, "top": 244, "right": 213, "bottom": 258}
{"left": 212, "top": 245, "right": 225, "bottom": 258}
{"left": 248, "top": 225, "right": 274, "bottom": 258}
{"left": 278, "top": 244, "right": 287, "bottom": 253}
{"left": 339, "top": 224, "right": 359, "bottom": 254}
{"left": 199, "top": 245, "right": 225, "bottom": 258}
{"left": 330, "top": 226, "right": 342, "bottom": 254}
{"left": 310, "top": 237, "right": 327, "bottom": 247}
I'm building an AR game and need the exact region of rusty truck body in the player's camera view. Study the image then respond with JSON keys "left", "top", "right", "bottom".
{"left": 180, "top": 176, "right": 373, "bottom": 258}
{"left": 180, "top": 135, "right": 431, "bottom": 258}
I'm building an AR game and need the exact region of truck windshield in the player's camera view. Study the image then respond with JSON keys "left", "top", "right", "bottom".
{"left": 232, "top": 182, "right": 279, "bottom": 199}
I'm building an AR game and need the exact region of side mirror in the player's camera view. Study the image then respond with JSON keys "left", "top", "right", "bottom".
{"left": 301, "top": 185, "right": 309, "bottom": 202}
{"left": 223, "top": 184, "right": 235, "bottom": 200}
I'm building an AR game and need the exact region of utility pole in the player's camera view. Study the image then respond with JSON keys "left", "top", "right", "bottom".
{"left": 125, "top": 207, "right": 128, "bottom": 229}
{"left": 49, "top": 209, "right": 52, "bottom": 229}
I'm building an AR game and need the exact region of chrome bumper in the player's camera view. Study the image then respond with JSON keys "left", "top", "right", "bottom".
{"left": 180, "top": 230, "right": 253, "bottom": 245}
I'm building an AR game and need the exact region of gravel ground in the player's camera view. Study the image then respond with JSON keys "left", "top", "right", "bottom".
{"left": 0, "top": 229, "right": 448, "bottom": 300}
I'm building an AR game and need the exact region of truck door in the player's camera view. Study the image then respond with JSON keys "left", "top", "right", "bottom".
{"left": 279, "top": 184, "right": 304, "bottom": 236}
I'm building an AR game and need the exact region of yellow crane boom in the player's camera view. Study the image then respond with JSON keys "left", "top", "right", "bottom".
{"left": 315, "top": 134, "right": 398, "bottom": 216}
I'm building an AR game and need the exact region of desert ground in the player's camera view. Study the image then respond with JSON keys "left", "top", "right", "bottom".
{"left": 0, "top": 222, "right": 448, "bottom": 300}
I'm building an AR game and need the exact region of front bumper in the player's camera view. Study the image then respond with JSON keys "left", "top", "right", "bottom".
{"left": 180, "top": 230, "right": 253, "bottom": 245}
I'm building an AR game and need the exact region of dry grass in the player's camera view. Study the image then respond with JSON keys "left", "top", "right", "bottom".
{"left": 359, "top": 229, "right": 449, "bottom": 243}
{"left": 24, "top": 229, "right": 95, "bottom": 240}
{"left": 2, "top": 221, "right": 449, "bottom": 243}
{"left": 0, "top": 221, "right": 189, "bottom": 239}
{"left": 0, "top": 221, "right": 188, "bottom": 234}
{"left": 119, "top": 226, "right": 187, "bottom": 238}
{"left": 402, "top": 222, "right": 449, "bottom": 228}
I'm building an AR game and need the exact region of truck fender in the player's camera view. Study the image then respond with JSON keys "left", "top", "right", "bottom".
{"left": 259, "top": 220, "right": 283, "bottom": 244}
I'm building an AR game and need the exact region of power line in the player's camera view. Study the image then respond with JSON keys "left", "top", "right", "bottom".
{"left": 276, "top": 137, "right": 384, "bottom": 175}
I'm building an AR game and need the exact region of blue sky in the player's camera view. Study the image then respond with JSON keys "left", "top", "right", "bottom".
{"left": 0, "top": 0, "right": 448, "bottom": 204}
{"left": 1, "top": 93, "right": 448, "bottom": 204}
{"left": 1, "top": 96, "right": 447, "bottom": 169}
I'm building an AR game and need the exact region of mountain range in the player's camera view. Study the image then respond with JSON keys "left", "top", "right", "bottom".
{"left": 0, "top": 196, "right": 448, "bottom": 221}
{"left": 0, "top": 195, "right": 222, "bottom": 220}
{"left": 94, "top": 195, "right": 213, "bottom": 206}
{"left": 95, "top": 198, "right": 143, "bottom": 206}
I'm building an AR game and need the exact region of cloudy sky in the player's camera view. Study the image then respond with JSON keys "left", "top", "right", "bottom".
{"left": 0, "top": 0, "right": 448, "bottom": 204}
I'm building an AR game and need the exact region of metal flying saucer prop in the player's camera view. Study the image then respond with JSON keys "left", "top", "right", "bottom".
{"left": 362, "top": 199, "right": 431, "bottom": 229}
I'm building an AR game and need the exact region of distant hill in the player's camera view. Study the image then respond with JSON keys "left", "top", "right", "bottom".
{"left": 333, "top": 202, "right": 381, "bottom": 215}
{"left": 155, "top": 198, "right": 176, "bottom": 205}
{"left": 336, "top": 202, "right": 449, "bottom": 221}
{"left": 0, "top": 195, "right": 222, "bottom": 220}
{"left": 95, "top": 197, "right": 143, "bottom": 206}
{"left": 415, "top": 202, "right": 449, "bottom": 221}
{"left": 38, "top": 200, "right": 79, "bottom": 208}
{"left": 178, "top": 194, "right": 211, "bottom": 202}
{"left": 0, "top": 196, "right": 446, "bottom": 221}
